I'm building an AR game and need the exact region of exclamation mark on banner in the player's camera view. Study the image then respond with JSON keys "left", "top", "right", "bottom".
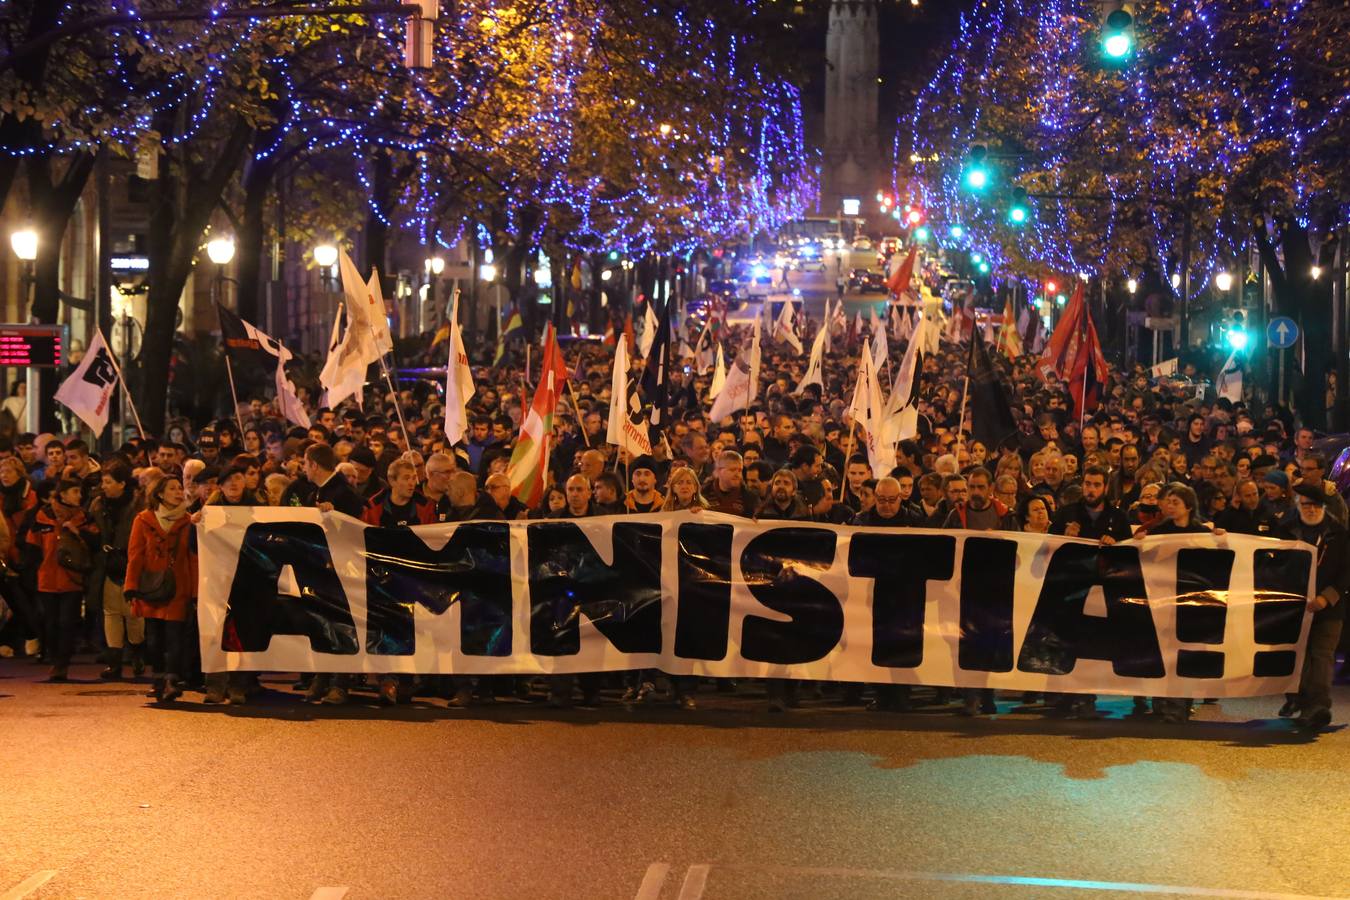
{"left": 1250, "top": 548, "right": 1314, "bottom": 677}
{"left": 1173, "top": 549, "right": 1234, "bottom": 679}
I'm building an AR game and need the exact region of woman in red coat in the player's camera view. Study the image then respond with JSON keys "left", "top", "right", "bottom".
{"left": 124, "top": 475, "right": 197, "bottom": 703}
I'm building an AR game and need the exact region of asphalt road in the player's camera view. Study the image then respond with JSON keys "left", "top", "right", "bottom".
{"left": 3, "top": 658, "right": 1349, "bottom": 900}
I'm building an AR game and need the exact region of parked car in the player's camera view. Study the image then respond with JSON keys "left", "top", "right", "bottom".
{"left": 848, "top": 268, "right": 887, "bottom": 293}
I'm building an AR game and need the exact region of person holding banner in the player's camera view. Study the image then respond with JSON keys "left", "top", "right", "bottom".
{"left": 202, "top": 465, "right": 265, "bottom": 706}
{"left": 1277, "top": 483, "right": 1349, "bottom": 732}
{"left": 300, "top": 443, "right": 365, "bottom": 706}
{"left": 855, "top": 476, "right": 920, "bottom": 713}
{"left": 756, "top": 469, "right": 814, "bottom": 712}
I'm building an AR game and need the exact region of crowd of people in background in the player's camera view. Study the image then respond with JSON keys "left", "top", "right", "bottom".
{"left": 0, "top": 308, "right": 1345, "bottom": 731}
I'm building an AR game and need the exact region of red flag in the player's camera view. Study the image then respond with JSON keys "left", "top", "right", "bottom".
{"left": 508, "top": 324, "right": 569, "bottom": 508}
{"left": 886, "top": 246, "right": 918, "bottom": 298}
{"left": 1035, "top": 284, "right": 1108, "bottom": 414}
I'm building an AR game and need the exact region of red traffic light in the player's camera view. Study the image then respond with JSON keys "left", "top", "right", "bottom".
{"left": 1045, "top": 279, "right": 1058, "bottom": 293}
{"left": 906, "top": 209, "right": 923, "bottom": 226}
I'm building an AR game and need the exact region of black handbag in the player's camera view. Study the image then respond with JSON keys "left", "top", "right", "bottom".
{"left": 56, "top": 531, "right": 93, "bottom": 578}
{"left": 138, "top": 525, "right": 185, "bottom": 605}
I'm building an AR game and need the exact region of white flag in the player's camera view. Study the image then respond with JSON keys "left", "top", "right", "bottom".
{"left": 848, "top": 338, "right": 894, "bottom": 478}
{"left": 1150, "top": 357, "right": 1179, "bottom": 378}
{"left": 821, "top": 299, "right": 835, "bottom": 354}
{"left": 55, "top": 329, "right": 119, "bottom": 437}
{"left": 639, "top": 300, "right": 660, "bottom": 357}
{"left": 319, "top": 304, "right": 368, "bottom": 410}
{"left": 275, "top": 366, "right": 312, "bottom": 430}
{"left": 773, "top": 300, "right": 802, "bottom": 354}
{"left": 339, "top": 250, "right": 393, "bottom": 359}
{"left": 709, "top": 354, "right": 752, "bottom": 422}
{"left": 869, "top": 305, "right": 889, "bottom": 372}
{"left": 607, "top": 338, "right": 653, "bottom": 457}
{"left": 794, "top": 322, "right": 827, "bottom": 395}
{"left": 708, "top": 343, "right": 727, "bottom": 399}
{"left": 443, "top": 297, "right": 475, "bottom": 444}
{"left": 1217, "top": 351, "right": 1243, "bottom": 402}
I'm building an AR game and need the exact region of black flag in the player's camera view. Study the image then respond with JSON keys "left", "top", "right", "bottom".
{"left": 966, "top": 329, "right": 1019, "bottom": 451}
{"left": 640, "top": 298, "right": 672, "bottom": 430}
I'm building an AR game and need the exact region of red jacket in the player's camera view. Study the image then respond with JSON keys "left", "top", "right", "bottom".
{"left": 3, "top": 483, "right": 36, "bottom": 565}
{"left": 26, "top": 504, "right": 97, "bottom": 593}
{"left": 125, "top": 509, "right": 197, "bottom": 622}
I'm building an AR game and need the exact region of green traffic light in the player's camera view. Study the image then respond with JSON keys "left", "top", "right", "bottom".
{"left": 1009, "top": 206, "right": 1027, "bottom": 224}
{"left": 971, "top": 252, "right": 983, "bottom": 264}
{"left": 949, "top": 225, "right": 964, "bottom": 239}
{"left": 965, "top": 167, "right": 989, "bottom": 191}
{"left": 1103, "top": 9, "right": 1133, "bottom": 59}
{"left": 978, "top": 262, "right": 990, "bottom": 274}
{"left": 1104, "top": 33, "right": 1131, "bottom": 57}
{"left": 913, "top": 226, "right": 930, "bottom": 243}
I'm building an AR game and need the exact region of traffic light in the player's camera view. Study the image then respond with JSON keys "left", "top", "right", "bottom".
{"left": 906, "top": 207, "right": 924, "bottom": 226}
{"left": 949, "top": 225, "right": 964, "bottom": 239}
{"left": 404, "top": 0, "right": 439, "bottom": 69}
{"left": 913, "top": 226, "right": 930, "bottom": 243}
{"left": 964, "top": 145, "right": 990, "bottom": 191}
{"left": 1225, "top": 311, "right": 1249, "bottom": 351}
{"left": 1102, "top": 7, "right": 1134, "bottom": 60}
{"left": 1045, "top": 278, "right": 1058, "bottom": 294}
{"left": 1008, "top": 188, "right": 1030, "bottom": 225}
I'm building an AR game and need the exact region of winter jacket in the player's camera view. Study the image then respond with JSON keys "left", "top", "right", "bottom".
{"left": 124, "top": 509, "right": 197, "bottom": 622}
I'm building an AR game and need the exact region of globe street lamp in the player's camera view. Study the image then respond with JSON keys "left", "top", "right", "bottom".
{"left": 10, "top": 227, "right": 37, "bottom": 262}
{"left": 206, "top": 234, "right": 236, "bottom": 306}
{"left": 1214, "top": 271, "right": 1233, "bottom": 292}
{"left": 424, "top": 255, "right": 445, "bottom": 332}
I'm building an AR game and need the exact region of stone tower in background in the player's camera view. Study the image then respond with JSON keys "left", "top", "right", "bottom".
{"left": 822, "top": 0, "right": 881, "bottom": 223}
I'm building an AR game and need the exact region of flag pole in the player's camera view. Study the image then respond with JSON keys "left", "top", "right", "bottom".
{"left": 223, "top": 355, "right": 247, "bottom": 437}
{"left": 955, "top": 374, "right": 971, "bottom": 457}
{"left": 564, "top": 379, "right": 591, "bottom": 448}
{"left": 96, "top": 327, "right": 146, "bottom": 439}
{"left": 839, "top": 419, "right": 856, "bottom": 502}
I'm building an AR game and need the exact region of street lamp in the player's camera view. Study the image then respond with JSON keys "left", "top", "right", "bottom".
{"left": 1170, "top": 272, "right": 1181, "bottom": 290}
{"left": 1214, "top": 271, "right": 1233, "bottom": 292}
{"left": 10, "top": 227, "right": 37, "bottom": 262}
{"left": 206, "top": 235, "right": 235, "bottom": 306}
{"left": 313, "top": 243, "right": 338, "bottom": 292}
{"left": 422, "top": 255, "right": 446, "bottom": 332}
{"left": 206, "top": 236, "right": 235, "bottom": 266}
{"left": 1127, "top": 278, "right": 1138, "bottom": 295}
{"left": 1311, "top": 265, "right": 1323, "bottom": 280}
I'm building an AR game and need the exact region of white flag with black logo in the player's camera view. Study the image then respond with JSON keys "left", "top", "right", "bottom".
{"left": 55, "top": 329, "right": 119, "bottom": 437}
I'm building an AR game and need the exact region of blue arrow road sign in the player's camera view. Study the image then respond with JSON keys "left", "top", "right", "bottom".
{"left": 1268, "top": 317, "right": 1299, "bottom": 349}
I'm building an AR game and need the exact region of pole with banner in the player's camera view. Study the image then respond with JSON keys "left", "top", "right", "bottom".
{"left": 99, "top": 327, "right": 146, "bottom": 439}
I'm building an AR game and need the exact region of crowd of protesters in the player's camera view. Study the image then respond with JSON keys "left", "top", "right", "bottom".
{"left": 0, "top": 307, "right": 1345, "bottom": 731}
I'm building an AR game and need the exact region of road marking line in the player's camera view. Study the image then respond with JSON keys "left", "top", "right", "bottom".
{"left": 308, "top": 888, "right": 349, "bottom": 900}
{"left": 677, "top": 864, "right": 710, "bottom": 900}
{"left": 0, "top": 871, "right": 57, "bottom": 900}
{"left": 721, "top": 865, "right": 1344, "bottom": 900}
{"left": 634, "top": 862, "right": 670, "bottom": 900}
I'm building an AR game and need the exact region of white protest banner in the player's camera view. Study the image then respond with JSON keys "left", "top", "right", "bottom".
{"left": 198, "top": 509, "right": 1315, "bottom": 699}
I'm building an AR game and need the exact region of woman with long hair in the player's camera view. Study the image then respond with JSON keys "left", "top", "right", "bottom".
{"left": 661, "top": 466, "right": 710, "bottom": 511}
{"left": 124, "top": 476, "right": 197, "bottom": 703}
